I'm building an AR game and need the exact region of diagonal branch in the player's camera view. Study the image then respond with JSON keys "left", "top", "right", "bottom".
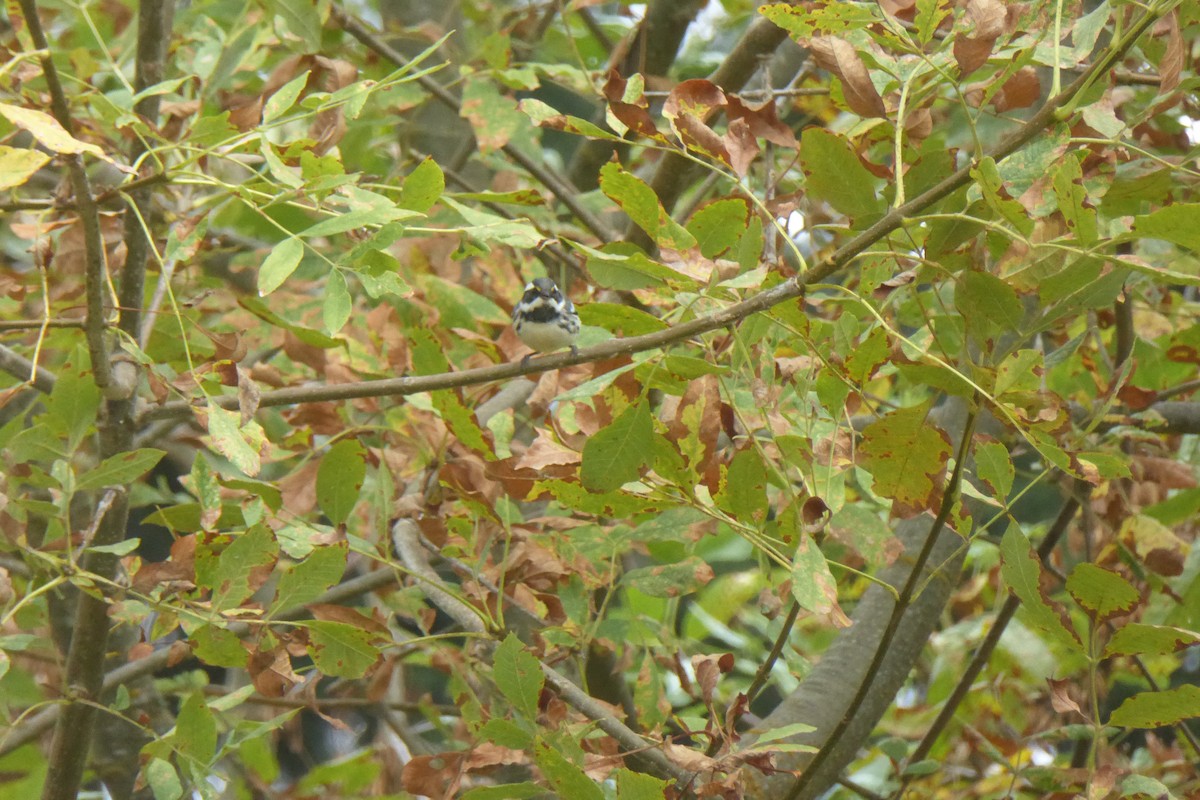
{"left": 142, "top": 30, "right": 1161, "bottom": 427}
{"left": 891, "top": 491, "right": 1083, "bottom": 797}
{"left": 781, "top": 405, "right": 979, "bottom": 800}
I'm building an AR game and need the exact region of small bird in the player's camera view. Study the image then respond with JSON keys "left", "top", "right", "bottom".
{"left": 512, "top": 277, "right": 580, "bottom": 364}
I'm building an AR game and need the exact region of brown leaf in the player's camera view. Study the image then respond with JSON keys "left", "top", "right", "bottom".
{"left": 992, "top": 66, "right": 1041, "bottom": 112}
{"left": 246, "top": 645, "right": 300, "bottom": 697}
{"left": 1047, "top": 676, "right": 1083, "bottom": 716}
{"left": 724, "top": 117, "right": 758, "bottom": 178}
{"left": 808, "top": 37, "right": 886, "bottom": 118}
{"left": 673, "top": 113, "right": 731, "bottom": 164}
{"left": 514, "top": 430, "right": 582, "bottom": 471}
{"left": 726, "top": 95, "right": 797, "bottom": 148}
{"left": 801, "top": 496, "right": 831, "bottom": 534}
{"left": 954, "top": 0, "right": 1006, "bottom": 74}
{"left": 663, "top": 78, "right": 727, "bottom": 120}
{"left": 400, "top": 752, "right": 463, "bottom": 800}
{"left": 903, "top": 107, "right": 933, "bottom": 139}
{"left": 1156, "top": 11, "right": 1183, "bottom": 97}
{"left": 308, "top": 604, "right": 390, "bottom": 634}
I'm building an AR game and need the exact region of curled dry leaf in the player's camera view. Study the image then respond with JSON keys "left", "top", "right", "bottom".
{"left": 808, "top": 36, "right": 886, "bottom": 119}
{"left": 953, "top": 0, "right": 1007, "bottom": 75}
{"left": 992, "top": 66, "right": 1041, "bottom": 112}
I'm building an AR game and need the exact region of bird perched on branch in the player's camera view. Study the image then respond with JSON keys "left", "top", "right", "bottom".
{"left": 512, "top": 277, "right": 580, "bottom": 365}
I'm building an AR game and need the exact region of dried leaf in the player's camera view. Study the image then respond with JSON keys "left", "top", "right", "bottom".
{"left": 808, "top": 37, "right": 886, "bottom": 118}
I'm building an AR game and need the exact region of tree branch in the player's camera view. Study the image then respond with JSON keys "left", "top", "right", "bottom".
{"left": 892, "top": 491, "right": 1083, "bottom": 794}
{"left": 0, "top": 342, "right": 56, "bottom": 394}
{"left": 16, "top": 0, "right": 113, "bottom": 392}
{"left": 781, "top": 406, "right": 979, "bottom": 800}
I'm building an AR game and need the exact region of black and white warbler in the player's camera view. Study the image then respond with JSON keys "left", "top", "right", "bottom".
{"left": 511, "top": 277, "right": 580, "bottom": 363}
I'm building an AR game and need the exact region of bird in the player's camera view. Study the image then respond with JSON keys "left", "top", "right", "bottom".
{"left": 511, "top": 277, "right": 580, "bottom": 364}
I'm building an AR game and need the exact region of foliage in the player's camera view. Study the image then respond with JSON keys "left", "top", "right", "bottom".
{"left": 1, "top": 0, "right": 1199, "bottom": 799}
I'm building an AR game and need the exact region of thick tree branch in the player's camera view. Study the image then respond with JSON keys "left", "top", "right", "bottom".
{"left": 0, "top": 342, "right": 56, "bottom": 394}
{"left": 892, "top": 492, "right": 1083, "bottom": 795}
{"left": 780, "top": 406, "right": 979, "bottom": 800}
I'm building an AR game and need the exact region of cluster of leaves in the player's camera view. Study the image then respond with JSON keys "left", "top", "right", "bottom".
{"left": 1, "top": 0, "right": 1199, "bottom": 799}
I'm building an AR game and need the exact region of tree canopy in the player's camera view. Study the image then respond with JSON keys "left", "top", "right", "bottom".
{"left": 1, "top": 1, "right": 1199, "bottom": 799}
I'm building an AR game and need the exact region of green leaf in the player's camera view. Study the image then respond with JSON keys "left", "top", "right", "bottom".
{"left": 262, "top": 70, "right": 310, "bottom": 123}
{"left": 85, "top": 539, "right": 141, "bottom": 556}
{"left": 173, "top": 693, "right": 218, "bottom": 763}
{"left": 581, "top": 402, "right": 654, "bottom": 492}
{"left": 844, "top": 326, "right": 889, "bottom": 384}
{"left": 460, "top": 76, "right": 527, "bottom": 153}
{"left": 999, "top": 525, "right": 1082, "bottom": 651}
{"left": 272, "top": 542, "right": 348, "bottom": 612}
{"left": 398, "top": 157, "right": 444, "bottom": 213}
{"left": 461, "top": 783, "right": 543, "bottom": 800}
{"left": 442, "top": 197, "right": 545, "bottom": 248}
{"left": 316, "top": 440, "right": 366, "bottom": 526}
{"left": 955, "top": 271, "right": 1024, "bottom": 341}
{"left": 190, "top": 624, "right": 249, "bottom": 668}
{"left": 625, "top": 556, "right": 714, "bottom": 598}
{"left": 44, "top": 361, "right": 100, "bottom": 450}
{"left": 306, "top": 620, "right": 382, "bottom": 678}
{"left": 857, "top": 403, "right": 952, "bottom": 518}
{"left": 145, "top": 758, "right": 183, "bottom": 800}
{"left": 1104, "top": 624, "right": 1200, "bottom": 659}
{"left": 0, "top": 145, "right": 51, "bottom": 190}
{"left": 577, "top": 302, "right": 668, "bottom": 336}
{"left": 75, "top": 448, "right": 165, "bottom": 491}
{"left": 1109, "top": 684, "right": 1200, "bottom": 729}
{"left": 1132, "top": 205, "right": 1200, "bottom": 278}
{"left": 323, "top": 268, "right": 352, "bottom": 333}
{"left": 615, "top": 768, "right": 669, "bottom": 800}
{"left": 579, "top": 242, "right": 693, "bottom": 290}
{"left": 791, "top": 534, "right": 839, "bottom": 616}
{"left": 716, "top": 447, "right": 769, "bottom": 523}
{"left": 686, "top": 199, "right": 749, "bottom": 259}
{"left": 799, "top": 128, "right": 882, "bottom": 219}
{"left": 1066, "top": 563, "right": 1139, "bottom": 621}
{"left": 1050, "top": 156, "right": 1098, "bottom": 247}
{"left": 269, "top": 0, "right": 321, "bottom": 52}
{"left": 476, "top": 719, "right": 535, "bottom": 750}
{"left": 257, "top": 238, "right": 305, "bottom": 296}
{"left": 305, "top": 189, "right": 419, "bottom": 237}
{"left": 974, "top": 440, "right": 1014, "bottom": 499}
{"left": 534, "top": 741, "right": 604, "bottom": 800}
{"left": 599, "top": 161, "right": 696, "bottom": 250}
{"left": 493, "top": 634, "right": 544, "bottom": 719}
{"left": 207, "top": 404, "right": 266, "bottom": 477}
{"left": 239, "top": 296, "right": 344, "bottom": 348}
{"left": 208, "top": 525, "right": 279, "bottom": 612}
{"left": 970, "top": 157, "right": 1034, "bottom": 236}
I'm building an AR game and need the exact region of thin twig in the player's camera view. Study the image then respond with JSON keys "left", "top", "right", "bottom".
{"left": 0, "top": 318, "right": 86, "bottom": 331}
{"left": 0, "top": 568, "right": 400, "bottom": 757}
